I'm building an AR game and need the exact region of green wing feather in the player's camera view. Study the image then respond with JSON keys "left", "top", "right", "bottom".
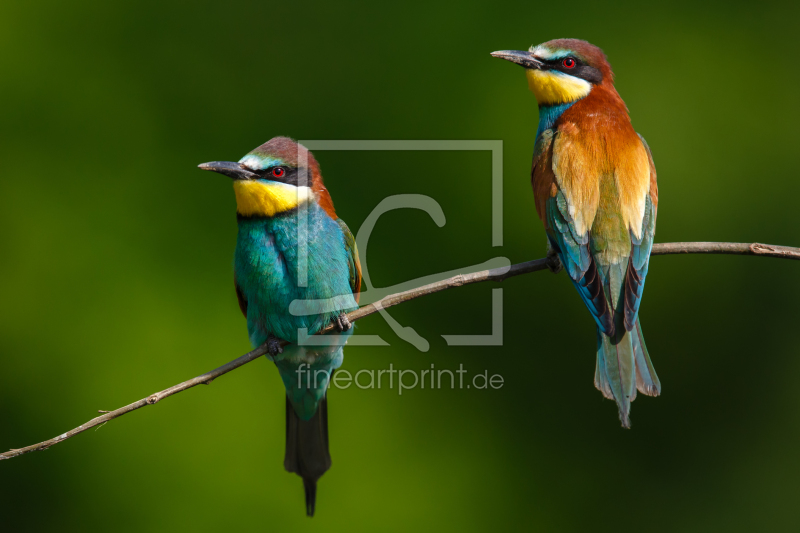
{"left": 336, "top": 218, "right": 362, "bottom": 303}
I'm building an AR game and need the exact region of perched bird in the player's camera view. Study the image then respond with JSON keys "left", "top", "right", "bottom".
{"left": 199, "top": 137, "right": 361, "bottom": 515}
{"left": 491, "top": 39, "right": 660, "bottom": 427}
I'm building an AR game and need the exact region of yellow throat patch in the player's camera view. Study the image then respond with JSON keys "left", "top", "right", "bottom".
{"left": 233, "top": 180, "right": 314, "bottom": 217}
{"left": 526, "top": 69, "right": 592, "bottom": 106}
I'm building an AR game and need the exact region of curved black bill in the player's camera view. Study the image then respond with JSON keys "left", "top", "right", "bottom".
{"left": 198, "top": 161, "right": 258, "bottom": 181}
{"left": 490, "top": 50, "right": 543, "bottom": 69}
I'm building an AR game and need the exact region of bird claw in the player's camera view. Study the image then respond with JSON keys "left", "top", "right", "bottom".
{"left": 266, "top": 335, "right": 284, "bottom": 356}
{"left": 545, "top": 244, "right": 563, "bottom": 274}
{"left": 333, "top": 313, "right": 352, "bottom": 332}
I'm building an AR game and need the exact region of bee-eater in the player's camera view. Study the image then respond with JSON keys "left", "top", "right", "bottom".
{"left": 491, "top": 39, "right": 660, "bottom": 427}
{"left": 199, "top": 137, "right": 361, "bottom": 515}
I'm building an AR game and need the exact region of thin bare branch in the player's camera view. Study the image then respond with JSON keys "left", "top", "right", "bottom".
{"left": 651, "top": 241, "right": 800, "bottom": 259}
{"left": 2, "top": 241, "right": 797, "bottom": 461}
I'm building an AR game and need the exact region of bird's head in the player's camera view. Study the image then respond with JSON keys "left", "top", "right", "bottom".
{"left": 491, "top": 39, "right": 613, "bottom": 106}
{"left": 199, "top": 137, "right": 336, "bottom": 218}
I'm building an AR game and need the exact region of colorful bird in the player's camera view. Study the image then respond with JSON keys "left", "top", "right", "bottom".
{"left": 491, "top": 39, "right": 660, "bottom": 427}
{"left": 199, "top": 137, "right": 361, "bottom": 515}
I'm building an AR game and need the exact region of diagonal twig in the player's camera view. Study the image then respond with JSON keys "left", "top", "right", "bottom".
{"left": 1, "top": 241, "right": 797, "bottom": 461}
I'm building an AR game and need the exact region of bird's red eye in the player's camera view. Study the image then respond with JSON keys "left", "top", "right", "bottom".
{"left": 272, "top": 167, "right": 285, "bottom": 178}
{"left": 562, "top": 58, "right": 576, "bottom": 69}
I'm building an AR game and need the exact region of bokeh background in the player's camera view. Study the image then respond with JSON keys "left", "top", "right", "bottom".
{"left": 2, "top": 0, "right": 800, "bottom": 531}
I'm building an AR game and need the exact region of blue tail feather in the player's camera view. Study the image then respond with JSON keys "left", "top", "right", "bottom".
{"left": 632, "top": 318, "right": 661, "bottom": 397}
{"left": 595, "top": 317, "right": 660, "bottom": 427}
{"left": 597, "top": 327, "right": 635, "bottom": 428}
{"left": 593, "top": 260, "right": 645, "bottom": 428}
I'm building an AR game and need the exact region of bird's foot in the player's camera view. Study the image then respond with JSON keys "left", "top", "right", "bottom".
{"left": 545, "top": 245, "right": 563, "bottom": 274}
{"left": 332, "top": 313, "right": 352, "bottom": 332}
{"left": 266, "top": 334, "right": 284, "bottom": 357}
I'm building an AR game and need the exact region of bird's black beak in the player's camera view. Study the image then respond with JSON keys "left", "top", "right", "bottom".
{"left": 490, "top": 50, "right": 543, "bottom": 70}
{"left": 197, "top": 161, "right": 259, "bottom": 181}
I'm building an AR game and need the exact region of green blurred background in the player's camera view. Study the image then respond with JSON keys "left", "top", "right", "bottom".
{"left": 2, "top": 0, "right": 800, "bottom": 531}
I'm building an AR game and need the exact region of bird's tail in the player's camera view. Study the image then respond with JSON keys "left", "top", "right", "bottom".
{"left": 284, "top": 395, "right": 331, "bottom": 517}
{"left": 594, "top": 317, "right": 661, "bottom": 428}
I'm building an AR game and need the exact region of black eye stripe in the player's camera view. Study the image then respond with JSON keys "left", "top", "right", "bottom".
{"left": 254, "top": 166, "right": 302, "bottom": 187}
{"left": 541, "top": 57, "right": 603, "bottom": 85}
{"left": 544, "top": 57, "right": 582, "bottom": 69}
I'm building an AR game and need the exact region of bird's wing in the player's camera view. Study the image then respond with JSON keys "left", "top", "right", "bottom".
{"left": 234, "top": 275, "right": 248, "bottom": 318}
{"left": 547, "top": 191, "right": 614, "bottom": 335}
{"left": 623, "top": 135, "right": 658, "bottom": 331}
{"left": 531, "top": 130, "right": 557, "bottom": 221}
{"left": 336, "top": 218, "right": 362, "bottom": 304}
{"left": 534, "top": 129, "right": 614, "bottom": 335}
